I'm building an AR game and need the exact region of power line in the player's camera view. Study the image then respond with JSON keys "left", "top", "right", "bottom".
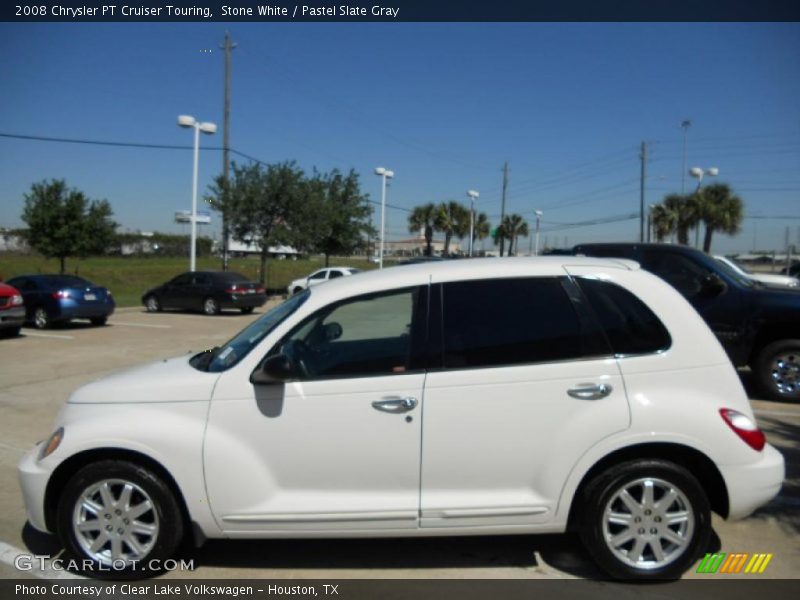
{"left": 0, "top": 132, "right": 205, "bottom": 151}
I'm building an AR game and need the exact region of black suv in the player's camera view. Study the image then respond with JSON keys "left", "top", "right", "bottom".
{"left": 573, "top": 243, "right": 800, "bottom": 402}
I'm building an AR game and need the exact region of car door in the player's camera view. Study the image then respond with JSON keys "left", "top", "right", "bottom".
{"left": 204, "top": 286, "right": 428, "bottom": 533}
{"left": 161, "top": 274, "right": 192, "bottom": 309}
{"left": 420, "top": 276, "right": 629, "bottom": 529}
{"left": 188, "top": 273, "right": 212, "bottom": 310}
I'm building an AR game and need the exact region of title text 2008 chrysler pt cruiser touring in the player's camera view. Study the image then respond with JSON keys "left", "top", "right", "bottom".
{"left": 18, "top": 257, "right": 784, "bottom": 580}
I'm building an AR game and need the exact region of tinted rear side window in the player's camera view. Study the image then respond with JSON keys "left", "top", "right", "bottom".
{"left": 577, "top": 277, "right": 671, "bottom": 356}
{"left": 441, "top": 277, "right": 603, "bottom": 369}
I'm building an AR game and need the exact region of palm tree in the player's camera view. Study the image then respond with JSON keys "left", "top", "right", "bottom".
{"left": 408, "top": 203, "right": 439, "bottom": 257}
{"left": 435, "top": 201, "right": 470, "bottom": 255}
{"left": 658, "top": 193, "right": 701, "bottom": 245}
{"left": 501, "top": 214, "right": 529, "bottom": 256}
{"left": 470, "top": 212, "right": 491, "bottom": 253}
{"left": 650, "top": 203, "right": 677, "bottom": 242}
{"left": 697, "top": 183, "right": 744, "bottom": 253}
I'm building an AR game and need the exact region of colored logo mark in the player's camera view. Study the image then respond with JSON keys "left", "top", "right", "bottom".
{"left": 696, "top": 552, "right": 773, "bottom": 574}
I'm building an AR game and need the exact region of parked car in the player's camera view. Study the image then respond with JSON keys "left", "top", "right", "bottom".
{"left": 142, "top": 271, "right": 266, "bottom": 315}
{"left": 5, "top": 275, "right": 114, "bottom": 329}
{"left": 287, "top": 267, "right": 361, "bottom": 295}
{"left": 19, "top": 257, "right": 783, "bottom": 580}
{"left": 0, "top": 281, "right": 25, "bottom": 337}
{"left": 714, "top": 255, "right": 799, "bottom": 289}
{"left": 573, "top": 243, "right": 800, "bottom": 402}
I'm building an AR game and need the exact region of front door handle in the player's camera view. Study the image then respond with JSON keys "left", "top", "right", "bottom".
{"left": 567, "top": 383, "right": 613, "bottom": 400}
{"left": 371, "top": 396, "right": 418, "bottom": 413}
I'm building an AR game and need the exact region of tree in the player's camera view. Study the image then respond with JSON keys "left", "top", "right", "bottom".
{"left": 661, "top": 193, "right": 701, "bottom": 245}
{"left": 500, "top": 214, "right": 529, "bottom": 256}
{"left": 650, "top": 203, "right": 677, "bottom": 243}
{"left": 435, "top": 201, "right": 470, "bottom": 255}
{"left": 465, "top": 212, "right": 491, "bottom": 254}
{"left": 21, "top": 179, "right": 117, "bottom": 273}
{"left": 408, "top": 203, "right": 439, "bottom": 256}
{"left": 697, "top": 183, "right": 744, "bottom": 253}
{"left": 207, "top": 161, "right": 305, "bottom": 286}
{"left": 302, "top": 169, "right": 374, "bottom": 267}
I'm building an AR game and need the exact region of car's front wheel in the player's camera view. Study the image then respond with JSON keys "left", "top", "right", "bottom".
{"left": 754, "top": 339, "right": 800, "bottom": 402}
{"left": 57, "top": 460, "right": 184, "bottom": 579}
{"left": 579, "top": 459, "right": 710, "bottom": 580}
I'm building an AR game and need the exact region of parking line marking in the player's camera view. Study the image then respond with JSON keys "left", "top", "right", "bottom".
{"left": 111, "top": 322, "right": 172, "bottom": 329}
{"left": 0, "top": 541, "right": 83, "bottom": 579}
{"left": 23, "top": 332, "right": 74, "bottom": 340}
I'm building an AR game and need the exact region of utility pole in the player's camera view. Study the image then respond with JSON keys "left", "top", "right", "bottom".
{"left": 681, "top": 119, "right": 691, "bottom": 194}
{"left": 639, "top": 141, "right": 647, "bottom": 243}
{"left": 499, "top": 162, "right": 508, "bottom": 256}
{"left": 220, "top": 31, "right": 237, "bottom": 270}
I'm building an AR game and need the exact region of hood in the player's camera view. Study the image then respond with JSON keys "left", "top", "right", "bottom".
{"left": 68, "top": 355, "right": 219, "bottom": 404}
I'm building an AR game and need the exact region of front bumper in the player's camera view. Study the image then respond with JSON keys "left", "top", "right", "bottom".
{"left": 0, "top": 305, "right": 25, "bottom": 328}
{"left": 721, "top": 443, "right": 785, "bottom": 520}
{"left": 17, "top": 443, "right": 52, "bottom": 533}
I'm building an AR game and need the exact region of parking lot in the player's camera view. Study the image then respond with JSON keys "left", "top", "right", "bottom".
{"left": 0, "top": 303, "right": 798, "bottom": 580}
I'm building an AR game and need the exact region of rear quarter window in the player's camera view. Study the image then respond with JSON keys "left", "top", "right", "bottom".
{"left": 577, "top": 277, "right": 671, "bottom": 356}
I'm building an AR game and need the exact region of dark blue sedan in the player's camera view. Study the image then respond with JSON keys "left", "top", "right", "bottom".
{"left": 5, "top": 274, "right": 115, "bottom": 329}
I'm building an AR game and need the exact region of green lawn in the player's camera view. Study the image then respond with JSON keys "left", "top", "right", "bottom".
{"left": 0, "top": 254, "right": 380, "bottom": 307}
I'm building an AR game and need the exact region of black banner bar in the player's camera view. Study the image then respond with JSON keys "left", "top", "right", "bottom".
{"left": 4, "top": 1, "right": 800, "bottom": 23}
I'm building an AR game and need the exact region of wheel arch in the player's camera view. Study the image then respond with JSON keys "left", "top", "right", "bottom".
{"left": 566, "top": 442, "right": 729, "bottom": 532}
{"left": 44, "top": 447, "right": 196, "bottom": 543}
{"left": 748, "top": 323, "right": 800, "bottom": 366}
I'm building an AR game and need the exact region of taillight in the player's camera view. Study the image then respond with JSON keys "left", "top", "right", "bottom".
{"left": 225, "top": 286, "right": 238, "bottom": 294}
{"left": 10, "top": 294, "right": 23, "bottom": 306}
{"left": 720, "top": 408, "right": 766, "bottom": 451}
{"left": 255, "top": 287, "right": 265, "bottom": 294}
{"left": 52, "top": 290, "right": 70, "bottom": 300}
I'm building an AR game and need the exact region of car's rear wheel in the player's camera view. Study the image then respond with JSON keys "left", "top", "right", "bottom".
{"left": 90, "top": 317, "right": 107, "bottom": 326}
{"left": 755, "top": 339, "right": 800, "bottom": 402}
{"left": 579, "top": 459, "right": 710, "bottom": 580}
{"left": 33, "top": 307, "right": 50, "bottom": 329}
{"left": 241, "top": 307, "right": 255, "bottom": 314}
{"left": 202, "top": 297, "right": 219, "bottom": 315}
{"left": 57, "top": 460, "right": 184, "bottom": 579}
{"left": 144, "top": 295, "right": 161, "bottom": 313}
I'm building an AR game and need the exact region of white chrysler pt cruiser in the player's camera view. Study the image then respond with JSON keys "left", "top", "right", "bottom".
{"left": 19, "top": 257, "right": 784, "bottom": 580}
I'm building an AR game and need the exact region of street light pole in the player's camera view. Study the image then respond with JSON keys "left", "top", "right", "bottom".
{"left": 467, "top": 190, "right": 479, "bottom": 257}
{"left": 690, "top": 166, "right": 718, "bottom": 249}
{"left": 374, "top": 167, "right": 394, "bottom": 269}
{"left": 534, "top": 210, "right": 543, "bottom": 256}
{"left": 178, "top": 115, "right": 217, "bottom": 272}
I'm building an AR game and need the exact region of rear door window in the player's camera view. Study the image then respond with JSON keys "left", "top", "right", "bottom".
{"left": 439, "top": 277, "right": 610, "bottom": 369}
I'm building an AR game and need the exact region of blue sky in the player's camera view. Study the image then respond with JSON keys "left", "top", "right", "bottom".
{"left": 1, "top": 22, "right": 799, "bottom": 254}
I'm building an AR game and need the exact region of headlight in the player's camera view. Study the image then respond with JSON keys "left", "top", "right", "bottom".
{"left": 39, "top": 427, "right": 64, "bottom": 460}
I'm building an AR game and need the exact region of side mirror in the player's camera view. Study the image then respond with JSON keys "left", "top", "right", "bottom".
{"left": 250, "top": 354, "right": 295, "bottom": 385}
{"left": 703, "top": 273, "right": 728, "bottom": 297}
{"left": 322, "top": 322, "right": 343, "bottom": 341}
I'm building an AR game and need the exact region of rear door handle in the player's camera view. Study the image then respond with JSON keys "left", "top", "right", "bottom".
{"left": 567, "top": 383, "right": 613, "bottom": 400}
{"left": 371, "top": 397, "right": 418, "bottom": 413}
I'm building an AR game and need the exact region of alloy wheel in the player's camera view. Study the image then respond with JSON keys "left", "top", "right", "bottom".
{"left": 770, "top": 352, "right": 799, "bottom": 396}
{"left": 72, "top": 478, "right": 159, "bottom": 566}
{"left": 34, "top": 308, "right": 49, "bottom": 329}
{"left": 601, "top": 477, "right": 695, "bottom": 571}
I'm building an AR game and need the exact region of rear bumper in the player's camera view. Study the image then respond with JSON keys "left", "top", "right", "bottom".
{"left": 221, "top": 293, "right": 267, "bottom": 309}
{"left": 720, "top": 443, "right": 785, "bottom": 520}
{"left": 0, "top": 305, "right": 25, "bottom": 328}
{"left": 57, "top": 301, "right": 115, "bottom": 320}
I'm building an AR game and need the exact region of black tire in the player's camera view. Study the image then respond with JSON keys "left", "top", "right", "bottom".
{"left": 144, "top": 295, "right": 161, "bottom": 313}
{"left": 754, "top": 339, "right": 800, "bottom": 402}
{"left": 202, "top": 297, "right": 220, "bottom": 315}
{"left": 578, "top": 459, "right": 710, "bottom": 580}
{"left": 90, "top": 317, "right": 108, "bottom": 326}
{"left": 33, "top": 307, "right": 50, "bottom": 330}
{"left": 0, "top": 326, "right": 21, "bottom": 338}
{"left": 57, "top": 460, "right": 184, "bottom": 579}
{"left": 241, "top": 306, "right": 255, "bottom": 314}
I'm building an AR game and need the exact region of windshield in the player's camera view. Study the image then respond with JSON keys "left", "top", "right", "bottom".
{"left": 192, "top": 290, "right": 309, "bottom": 373}
{"left": 712, "top": 256, "right": 757, "bottom": 288}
